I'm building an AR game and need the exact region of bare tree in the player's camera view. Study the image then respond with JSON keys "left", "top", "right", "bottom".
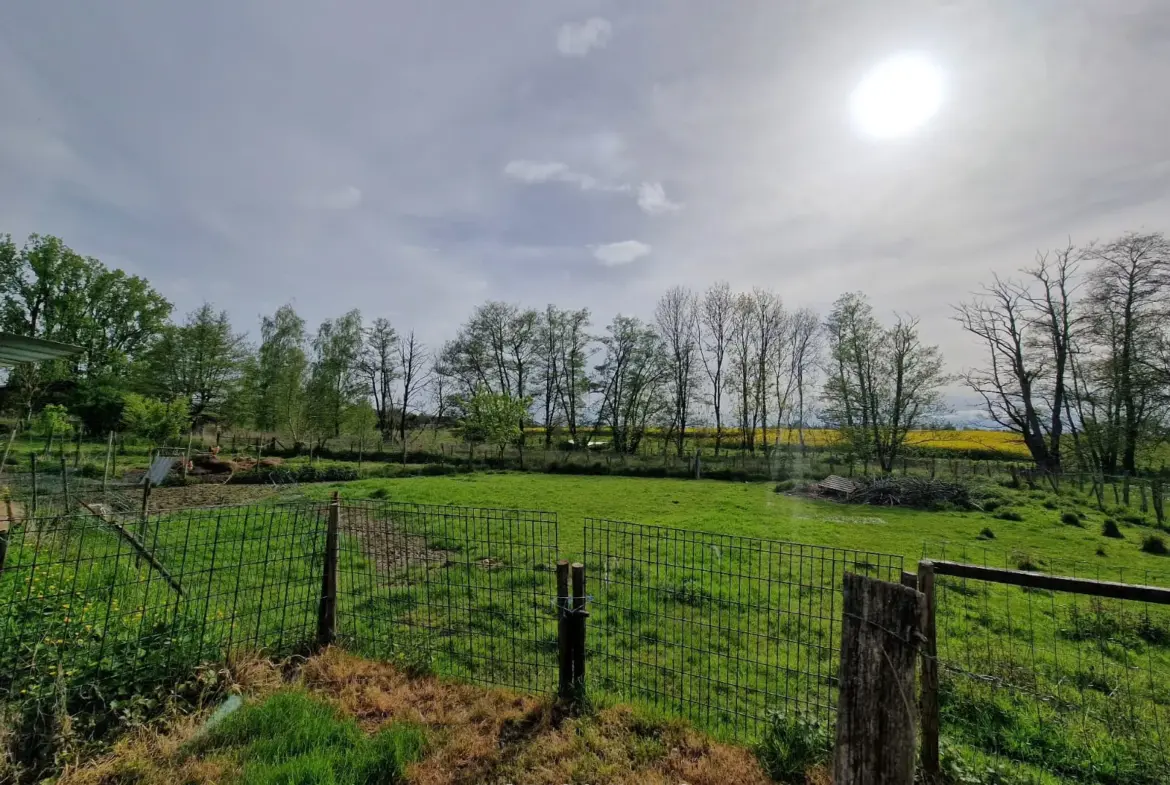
{"left": 1082, "top": 232, "right": 1170, "bottom": 473}
{"left": 786, "top": 308, "right": 822, "bottom": 451}
{"left": 698, "top": 282, "right": 734, "bottom": 455}
{"left": 397, "top": 330, "right": 430, "bottom": 455}
{"left": 593, "top": 315, "right": 667, "bottom": 454}
{"left": 729, "top": 293, "right": 758, "bottom": 451}
{"left": 955, "top": 245, "right": 1080, "bottom": 473}
{"left": 823, "top": 293, "right": 947, "bottom": 470}
{"left": 359, "top": 317, "right": 398, "bottom": 438}
{"left": 750, "top": 288, "right": 785, "bottom": 454}
{"left": 655, "top": 286, "right": 700, "bottom": 456}
{"left": 554, "top": 308, "right": 593, "bottom": 446}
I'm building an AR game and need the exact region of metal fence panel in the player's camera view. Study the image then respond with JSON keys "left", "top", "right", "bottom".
{"left": 0, "top": 503, "right": 327, "bottom": 728}
{"left": 335, "top": 499, "right": 560, "bottom": 694}
{"left": 928, "top": 545, "right": 1170, "bottom": 784}
{"left": 583, "top": 518, "right": 904, "bottom": 740}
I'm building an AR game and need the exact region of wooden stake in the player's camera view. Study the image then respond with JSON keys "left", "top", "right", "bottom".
{"left": 917, "top": 561, "right": 940, "bottom": 781}
{"left": 834, "top": 573, "right": 923, "bottom": 785}
{"left": 317, "top": 492, "right": 340, "bottom": 647}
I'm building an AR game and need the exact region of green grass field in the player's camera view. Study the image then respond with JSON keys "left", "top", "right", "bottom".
{"left": 5, "top": 472, "right": 1170, "bottom": 783}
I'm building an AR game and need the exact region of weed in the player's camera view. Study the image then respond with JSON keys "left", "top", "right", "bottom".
{"left": 995, "top": 509, "right": 1025, "bottom": 522}
{"left": 192, "top": 691, "right": 425, "bottom": 785}
{"left": 1096, "top": 545, "right": 1107, "bottom": 557}
{"left": 368, "top": 487, "right": 390, "bottom": 500}
{"left": 977, "top": 527, "right": 996, "bottom": 541}
{"left": 756, "top": 710, "right": 831, "bottom": 782}
{"left": 1140, "top": 535, "right": 1168, "bottom": 555}
{"left": 1102, "top": 519, "right": 1124, "bottom": 538}
{"left": 773, "top": 480, "right": 797, "bottom": 493}
{"left": 1015, "top": 556, "right": 1040, "bottom": 572}
{"left": 1043, "top": 499, "right": 1059, "bottom": 510}
{"left": 1060, "top": 511, "right": 1082, "bottom": 526}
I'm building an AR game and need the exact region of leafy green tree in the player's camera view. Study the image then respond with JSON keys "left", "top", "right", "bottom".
{"left": 34, "top": 404, "right": 73, "bottom": 455}
{"left": 255, "top": 305, "right": 310, "bottom": 445}
{"left": 121, "top": 393, "right": 189, "bottom": 444}
{"left": 461, "top": 388, "right": 531, "bottom": 456}
{"left": 140, "top": 303, "right": 247, "bottom": 427}
{"left": 306, "top": 310, "right": 364, "bottom": 445}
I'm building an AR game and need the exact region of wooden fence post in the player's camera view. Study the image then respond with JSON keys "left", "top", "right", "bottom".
{"left": 60, "top": 456, "right": 71, "bottom": 512}
{"left": 917, "top": 560, "right": 940, "bottom": 782}
{"left": 74, "top": 427, "right": 83, "bottom": 468}
{"left": 141, "top": 478, "right": 152, "bottom": 520}
{"left": 834, "top": 572, "right": 923, "bottom": 785}
{"left": 557, "top": 560, "right": 572, "bottom": 701}
{"left": 317, "top": 492, "right": 340, "bottom": 648}
{"left": 103, "top": 431, "right": 114, "bottom": 494}
{"left": 30, "top": 454, "right": 38, "bottom": 516}
{"left": 571, "top": 562, "right": 587, "bottom": 696}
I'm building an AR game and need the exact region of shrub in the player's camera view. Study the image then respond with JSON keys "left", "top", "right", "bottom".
{"left": 1043, "top": 499, "right": 1059, "bottom": 510}
{"left": 1016, "top": 556, "right": 1040, "bottom": 572}
{"left": 774, "top": 479, "right": 797, "bottom": 493}
{"left": 1141, "top": 535, "right": 1168, "bottom": 556}
{"left": 1060, "top": 511, "right": 1083, "bottom": 526}
{"left": 756, "top": 711, "right": 831, "bottom": 782}
{"left": 368, "top": 487, "right": 390, "bottom": 500}
{"left": 977, "top": 527, "right": 996, "bottom": 541}
{"left": 1122, "top": 512, "right": 1148, "bottom": 526}
{"left": 1102, "top": 519, "right": 1124, "bottom": 539}
{"left": 994, "top": 509, "right": 1025, "bottom": 522}
{"left": 1096, "top": 546, "right": 1107, "bottom": 557}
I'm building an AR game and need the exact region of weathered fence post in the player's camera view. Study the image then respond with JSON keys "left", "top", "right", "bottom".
{"left": 103, "top": 430, "right": 114, "bottom": 494}
{"left": 557, "top": 560, "right": 572, "bottom": 700}
{"left": 900, "top": 571, "right": 918, "bottom": 590}
{"left": 917, "top": 560, "right": 940, "bottom": 782}
{"left": 74, "top": 427, "right": 83, "bottom": 468}
{"left": 317, "top": 491, "right": 340, "bottom": 648}
{"left": 141, "top": 477, "right": 152, "bottom": 520}
{"left": 60, "top": 456, "right": 71, "bottom": 512}
{"left": 571, "top": 562, "right": 587, "bottom": 695}
{"left": 30, "top": 453, "right": 38, "bottom": 516}
{"left": 834, "top": 572, "right": 923, "bottom": 785}
{"left": 1153, "top": 480, "right": 1165, "bottom": 527}
{"left": 182, "top": 431, "right": 193, "bottom": 482}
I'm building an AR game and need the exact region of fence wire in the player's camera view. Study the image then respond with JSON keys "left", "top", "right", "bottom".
{"left": 927, "top": 544, "right": 1170, "bottom": 784}
{"left": 334, "top": 499, "right": 560, "bottom": 694}
{"left": 0, "top": 503, "right": 327, "bottom": 735}
{"left": 583, "top": 518, "right": 904, "bottom": 740}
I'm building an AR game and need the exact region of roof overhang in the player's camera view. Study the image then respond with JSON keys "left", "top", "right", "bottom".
{"left": 0, "top": 332, "right": 83, "bottom": 367}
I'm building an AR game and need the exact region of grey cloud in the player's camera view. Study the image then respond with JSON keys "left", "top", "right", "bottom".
{"left": 557, "top": 17, "right": 613, "bottom": 57}
{"left": 593, "top": 240, "right": 651, "bottom": 266}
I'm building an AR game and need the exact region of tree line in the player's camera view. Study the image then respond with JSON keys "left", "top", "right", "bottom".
{"left": 4, "top": 229, "right": 1170, "bottom": 475}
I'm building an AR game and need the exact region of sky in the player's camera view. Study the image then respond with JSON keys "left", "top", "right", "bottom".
{"left": 4, "top": 0, "right": 1170, "bottom": 422}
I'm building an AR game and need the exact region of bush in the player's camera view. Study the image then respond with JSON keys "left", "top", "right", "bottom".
{"left": 1043, "top": 499, "right": 1059, "bottom": 510}
{"left": 994, "top": 509, "right": 1025, "bottom": 522}
{"left": 756, "top": 711, "right": 831, "bottom": 782}
{"left": 977, "top": 527, "right": 996, "bottom": 540}
{"left": 774, "top": 479, "right": 797, "bottom": 493}
{"left": 1096, "top": 546, "right": 1107, "bottom": 557}
{"left": 368, "top": 487, "right": 390, "bottom": 500}
{"left": 1141, "top": 535, "right": 1168, "bottom": 556}
{"left": 1016, "top": 556, "right": 1040, "bottom": 572}
{"left": 1060, "top": 511, "right": 1083, "bottom": 526}
{"left": 1102, "top": 519, "right": 1124, "bottom": 539}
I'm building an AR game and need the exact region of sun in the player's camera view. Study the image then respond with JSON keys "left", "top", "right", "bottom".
{"left": 850, "top": 53, "right": 944, "bottom": 139}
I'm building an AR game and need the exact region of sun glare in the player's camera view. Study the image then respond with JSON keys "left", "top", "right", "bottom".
{"left": 851, "top": 53, "right": 944, "bottom": 139}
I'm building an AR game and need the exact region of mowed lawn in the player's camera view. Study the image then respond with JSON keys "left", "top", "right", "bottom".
{"left": 314, "top": 472, "right": 1170, "bottom": 579}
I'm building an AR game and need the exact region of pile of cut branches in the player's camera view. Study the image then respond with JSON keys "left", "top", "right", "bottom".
{"left": 849, "top": 476, "right": 978, "bottom": 510}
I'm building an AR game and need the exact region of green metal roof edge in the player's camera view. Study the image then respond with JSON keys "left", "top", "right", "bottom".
{"left": 0, "top": 332, "right": 83, "bottom": 367}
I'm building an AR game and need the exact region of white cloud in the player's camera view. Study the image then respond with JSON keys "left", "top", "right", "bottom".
{"left": 637, "top": 182, "right": 682, "bottom": 215}
{"left": 556, "top": 17, "right": 613, "bottom": 57}
{"left": 503, "top": 159, "right": 629, "bottom": 192}
{"left": 298, "top": 185, "right": 363, "bottom": 210}
{"left": 592, "top": 240, "right": 651, "bottom": 266}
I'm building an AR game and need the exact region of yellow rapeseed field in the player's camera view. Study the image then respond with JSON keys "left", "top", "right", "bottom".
{"left": 527, "top": 426, "right": 1030, "bottom": 458}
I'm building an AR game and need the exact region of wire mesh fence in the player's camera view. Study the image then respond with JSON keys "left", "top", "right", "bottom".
{"left": 583, "top": 518, "right": 905, "bottom": 740}
{"left": 334, "top": 499, "right": 560, "bottom": 694}
{"left": 925, "top": 544, "right": 1170, "bottom": 784}
{"left": 0, "top": 502, "right": 327, "bottom": 744}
